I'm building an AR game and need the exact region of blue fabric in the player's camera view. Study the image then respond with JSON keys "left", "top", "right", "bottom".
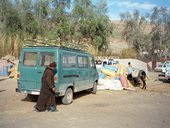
{"left": 3, "top": 66, "right": 9, "bottom": 76}
{"left": 99, "top": 73, "right": 106, "bottom": 79}
{"left": 103, "top": 65, "right": 118, "bottom": 72}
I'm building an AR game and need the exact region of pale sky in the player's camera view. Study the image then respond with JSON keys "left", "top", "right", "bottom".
{"left": 101, "top": 0, "right": 170, "bottom": 20}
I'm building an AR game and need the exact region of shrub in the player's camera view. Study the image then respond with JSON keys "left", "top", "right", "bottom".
{"left": 120, "top": 48, "right": 137, "bottom": 58}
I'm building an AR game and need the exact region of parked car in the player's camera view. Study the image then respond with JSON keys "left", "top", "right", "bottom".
{"left": 162, "top": 61, "right": 170, "bottom": 73}
{"left": 95, "top": 59, "right": 119, "bottom": 68}
{"left": 155, "top": 61, "right": 170, "bottom": 72}
{"left": 165, "top": 61, "right": 170, "bottom": 81}
{"left": 16, "top": 46, "right": 98, "bottom": 104}
{"left": 158, "top": 61, "right": 170, "bottom": 81}
{"left": 154, "top": 64, "right": 163, "bottom": 72}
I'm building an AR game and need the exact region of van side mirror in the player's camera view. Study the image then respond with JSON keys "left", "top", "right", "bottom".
{"left": 93, "top": 65, "right": 96, "bottom": 69}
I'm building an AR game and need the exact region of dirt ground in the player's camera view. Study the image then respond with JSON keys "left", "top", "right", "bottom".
{"left": 0, "top": 72, "right": 170, "bottom": 128}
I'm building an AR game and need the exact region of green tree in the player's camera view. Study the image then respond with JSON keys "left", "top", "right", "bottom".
{"left": 49, "top": 0, "right": 71, "bottom": 45}
{"left": 120, "top": 10, "right": 148, "bottom": 58}
{"left": 0, "top": 0, "right": 22, "bottom": 35}
{"left": 72, "top": 0, "right": 113, "bottom": 53}
{"left": 33, "top": 0, "right": 50, "bottom": 37}
{"left": 149, "top": 7, "right": 170, "bottom": 68}
{"left": 0, "top": 0, "right": 114, "bottom": 57}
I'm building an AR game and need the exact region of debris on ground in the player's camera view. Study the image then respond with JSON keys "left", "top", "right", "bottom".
{"left": 0, "top": 55, "right": 18, "bottom": 79}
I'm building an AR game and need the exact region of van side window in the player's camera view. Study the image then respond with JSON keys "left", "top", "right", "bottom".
{"left": 62, "top": 54, "right": 76, "bottom": 68}
{"left": 78, "top": 56, "right": 88, "bottom": 68}
{"left": 40, "top": 52, "right": 55, "bottom": 66}
{"left": 23, "top": 52, "right": 37, "bottom": 66}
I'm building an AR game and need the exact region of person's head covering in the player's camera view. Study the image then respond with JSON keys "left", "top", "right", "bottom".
{"left": 49, "top": 62, "right": 56, "bottom": 68}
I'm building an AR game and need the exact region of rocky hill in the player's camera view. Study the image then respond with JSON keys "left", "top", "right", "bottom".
{"left": 109, "top": 20, "right": 152, "bottom": 53}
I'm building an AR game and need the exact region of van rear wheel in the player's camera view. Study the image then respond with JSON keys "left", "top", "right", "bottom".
{"left": 62, "top": 88, "right": 73, "bottom": 105}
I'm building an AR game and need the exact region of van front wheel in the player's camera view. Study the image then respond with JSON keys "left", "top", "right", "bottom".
{"left": 62, "top": 88, "right": 73, "bottom": 105}
{"left": 92, "top": 82, "right": 97, "bottom": 94}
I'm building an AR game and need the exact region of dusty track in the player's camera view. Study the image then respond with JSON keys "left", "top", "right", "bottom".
{"left": 0, "top": 78, "right": 170, "bottom": 128}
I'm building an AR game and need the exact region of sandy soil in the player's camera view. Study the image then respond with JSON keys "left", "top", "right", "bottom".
{"left": 0, "top": 75, "right": 170, "bottom": 128}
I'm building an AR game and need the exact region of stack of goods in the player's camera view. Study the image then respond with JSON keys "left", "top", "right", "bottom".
{"left": 0, "top": 60, "right": 12, "bottom": 77}
{"left": 0, "top": 55, "right": 18, "bottom": 78}
{"left": 97, "top": 64, "right": 135, "bottom": 91}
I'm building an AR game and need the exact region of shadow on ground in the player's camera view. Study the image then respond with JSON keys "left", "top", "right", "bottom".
{"left": 0, "top": 89, "right": 6, "bottom": 93}
{"left": 158, "top": 78, "right": 170, "bottom": 83}
{"left": 21, "top": 90, "right": 93, "bottom": 105}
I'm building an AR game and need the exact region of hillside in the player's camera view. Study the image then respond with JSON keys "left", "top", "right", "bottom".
{"left": 109, "top": 20, "right": 153, "bottom": 53}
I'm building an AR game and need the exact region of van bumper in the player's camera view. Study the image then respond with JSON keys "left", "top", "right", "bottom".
{"left": 15, "top": 88, "right": 40, "bottom": 95}
{"left": 15, "top": 88, "right": 61, "bottom": 96}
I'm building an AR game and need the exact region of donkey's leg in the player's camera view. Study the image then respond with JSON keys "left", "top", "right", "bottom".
{"left": 141, "top": 77, "right": 146, "bottom": 89}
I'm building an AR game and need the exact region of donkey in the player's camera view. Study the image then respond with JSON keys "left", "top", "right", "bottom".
{"left": 127, "top": 70, "right": 147, "bottom": 89}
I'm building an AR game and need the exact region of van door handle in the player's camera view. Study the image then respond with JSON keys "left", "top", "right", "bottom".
{"left": 63, "top": 74, "right": 79, "bottom": 78}
{"left": 37, "top": 71, "right": 42, "bottom": 73}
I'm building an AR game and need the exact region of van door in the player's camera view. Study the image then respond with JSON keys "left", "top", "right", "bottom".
{"left": 61, "top": 53, "right": 78, "bottom": 90}
{"left": 36, "top": 51, "right": 56, "bottom": 90}
{"left": 89, "top": 56, "right": 98, "bottom": 87}
{"left": 20, "top": 51, "right": 38, "bottom": 90}
{"left": 77, "top": 55, "right": 90, "bottom": 90}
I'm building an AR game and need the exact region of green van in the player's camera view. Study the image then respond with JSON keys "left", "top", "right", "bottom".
{"left": 16, "top": 46, "right": 98, "bottom": 104}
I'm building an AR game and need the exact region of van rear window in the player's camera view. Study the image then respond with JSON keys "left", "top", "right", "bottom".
{"left": 40, "top": 52, "right": 55, "bottom": 66}
{"left": 23, "top": 52, "right": 37, "bottom": 66}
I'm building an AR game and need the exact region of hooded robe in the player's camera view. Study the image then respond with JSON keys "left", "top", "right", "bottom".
{"left": 35, "top": 66, "right": 56, "bottom": 111}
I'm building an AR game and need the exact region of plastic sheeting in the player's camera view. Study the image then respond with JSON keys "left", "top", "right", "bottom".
{"left": 98, "top": 79, "right": 123, "bottom": 90}
{"left": 97, "top": 64, "right": 135, "bottom": 91}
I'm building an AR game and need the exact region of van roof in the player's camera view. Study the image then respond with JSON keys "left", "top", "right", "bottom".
{"left": 22, "top": 46, "right": 90, "bottom": 54}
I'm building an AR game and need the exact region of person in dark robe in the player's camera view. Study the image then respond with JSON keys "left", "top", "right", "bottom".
{"left": 35, "top": 62, "right": 57, "bottom": 112}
